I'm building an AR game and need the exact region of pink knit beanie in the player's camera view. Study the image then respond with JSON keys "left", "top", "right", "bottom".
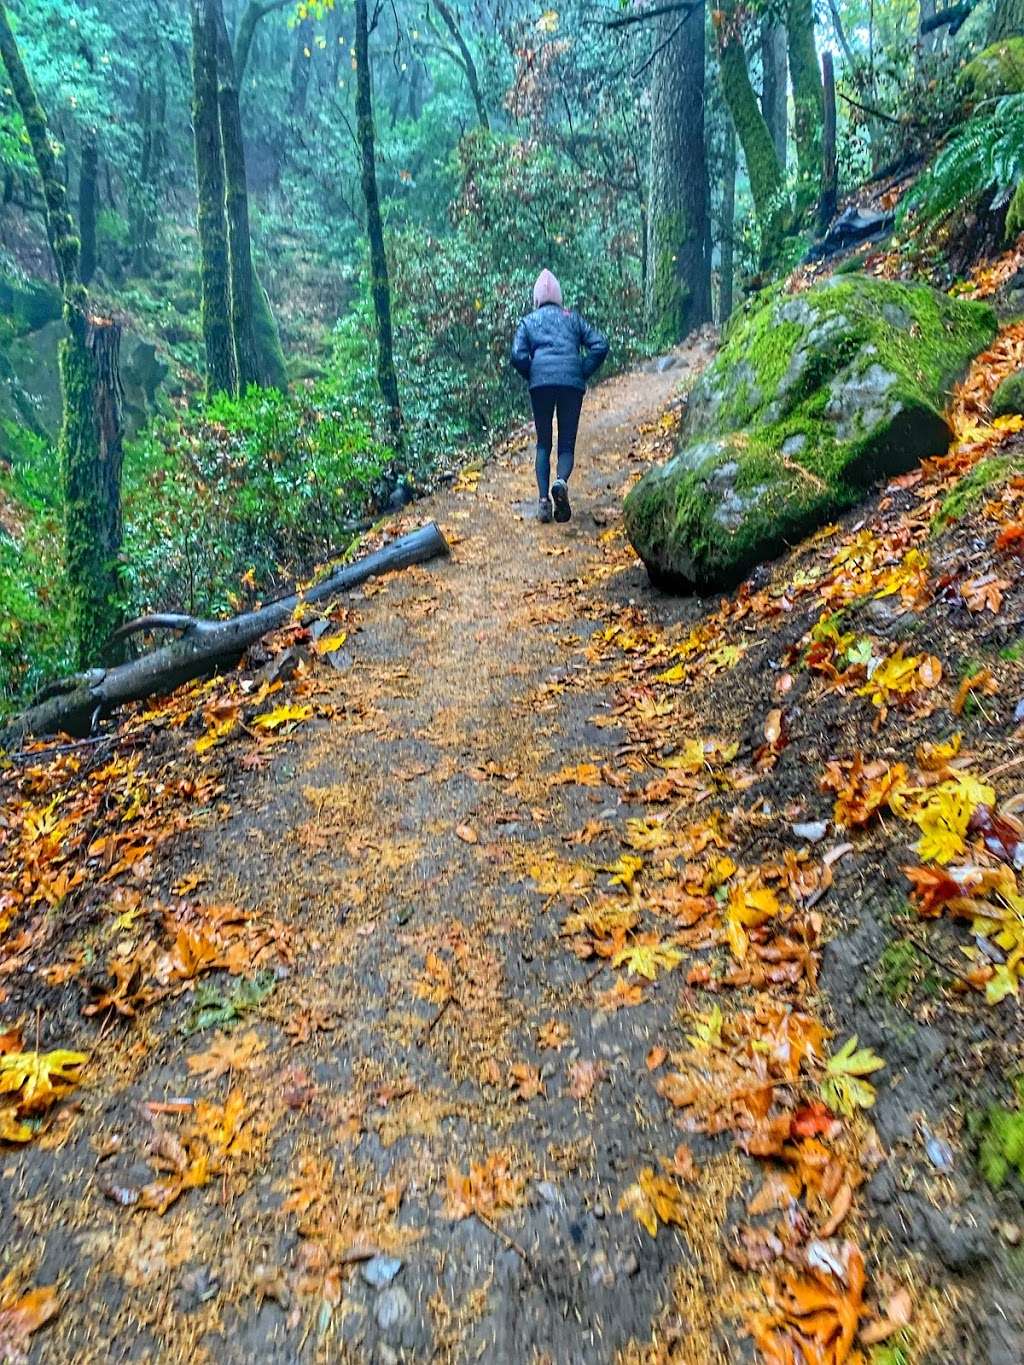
{"left": 533, "top": 269, "right": 563, "bottom": 307}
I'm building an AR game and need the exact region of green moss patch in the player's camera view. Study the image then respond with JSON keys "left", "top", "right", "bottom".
{"left": 933, "top": 451, "right": 1022, "bottom": 531}
{"left": 972, "top": 1077, "right": 1024, "bottom": 1193}
{"left": 990, "top": 367, "right": 1024, "bottom": 419}
{"left": 960, "top": 38, "right": 1024, "bottom": 101}
{"left": 624, "top": 276, "right": 997, "bottom": 590}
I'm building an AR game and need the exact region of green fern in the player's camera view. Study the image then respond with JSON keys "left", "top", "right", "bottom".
{"left": 900, "top": 94, "right": 1024, "bottom": 234}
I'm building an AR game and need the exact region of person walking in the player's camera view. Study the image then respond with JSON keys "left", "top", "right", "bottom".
{"left": 511, "top": 269, "right": 609, "bottom": 524}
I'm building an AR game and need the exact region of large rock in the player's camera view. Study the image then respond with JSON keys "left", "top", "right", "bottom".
{"left": 624, "top": 276, "right": 997, "bottom": 591}
{"left": 959, "top": 38, "right": 1024, "bottom": 101}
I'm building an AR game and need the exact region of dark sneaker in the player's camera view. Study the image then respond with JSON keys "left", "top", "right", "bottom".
{"left": 551, "top": 479, "right": 572, "bottom": 523}
{"left": 538, "top": 497, "right": 553, "bottom": 523}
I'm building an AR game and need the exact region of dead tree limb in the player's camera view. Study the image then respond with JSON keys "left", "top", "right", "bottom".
{"left": 4, "top": 522, "right": 449, "bottom": 744}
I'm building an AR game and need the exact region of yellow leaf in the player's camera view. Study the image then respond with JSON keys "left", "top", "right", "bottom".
{"left": 0, "top": 1049, "right": 87, "bottom": 1112}
{"left": 253, "top": 703, "right": 312, "bottom": 731}
{"left": 316, "top": 631, "right": 347, "bottom": 654}
{"left": 611, "top": 936, "right": 682, "bottom": 981}
{"left": 618, "top": 1166, "right": 688, "bottom": 1238}
{"left": 821, "top": 1035, "right": 885, "bottom": 1115}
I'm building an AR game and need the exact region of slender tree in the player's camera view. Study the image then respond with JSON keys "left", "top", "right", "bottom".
{"left": 785, "top": 0, "right": 824, "bottom": 210}
{"left": 191, "top": 0, "right": 234, "bottom": 395}
{"left": 355, "top": 0, "right": 404, "bottom": 448}
{"left": 760, "top": 17, "right": 787, "bottom": 171}
{"left": 715, "top": 0, "right": 787, "bottom": 263}
{"left": 79, "top": 129, "right": 98, "bottom": 285}
{"left": 432, "top": 0, "right": 489, "bottom": 130}
{"left": 720, "top": 120, "right": 736, "bottom": 324}
{"left": 646, "top": 0, "right": 711, "bottom": 344}
{"left": 0, "top": 3, "right": 124, "bottom": 664}
{"left": 212, "top": 0, "right": 260, "bottom": 390}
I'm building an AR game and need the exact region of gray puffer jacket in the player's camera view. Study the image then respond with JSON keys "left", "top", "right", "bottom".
{"left": 511, "top": 302, "right": 609, "bottom": 391}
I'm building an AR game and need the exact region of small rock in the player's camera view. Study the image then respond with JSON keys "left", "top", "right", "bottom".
{"left": 614, "top": 1249, "right": 640, "bottom": 1278}
{"left": 997, "top": 1220, "right": 1021, "bottom": 1246}
{"left": 791, "top": 820, "right": 828, "bottom": 843}
{"left": 656, "top": 355, "right": 677, "bottom": 373}
{"left": 375, "top": 1286, "right": 413, "bottom": 1334}
{"left": 362, "top": 1255, "right": 402, "bottom": 1290}
{"left": 924, "top": 1133, "right": 955, "bottom": 1173}
{"left": 536, "top": 1180, "right": 560, "bottom": 1205}
{"left": 377, "top": 1347, "right": 400, "bottom": 1365}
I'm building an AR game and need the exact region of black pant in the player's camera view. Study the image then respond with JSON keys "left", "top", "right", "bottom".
{"left": 530, "top": 385, "right": 584, "bottom": 498}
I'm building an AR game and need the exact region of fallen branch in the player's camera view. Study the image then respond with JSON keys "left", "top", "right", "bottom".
{"left": 4, "top": 522, "right": 450, "bottom": 744}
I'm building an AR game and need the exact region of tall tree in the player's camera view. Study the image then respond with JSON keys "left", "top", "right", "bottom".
{"left": 646, "top": 0, "right": 711, "bottom": 344}
{"left": 355, "top": 0, "right": 404, "bottom": 448}
{"left": 760, "top": 17, "right": 787, "bottom": 171}
{"left": 78, "top": 129, "right": 98, "bottom": 285}
{"left": 432, "top": 0, "right": 489, "bottom": 130}
{"left": 785, "top": 0, "right": 824, "bottom": 210}
{"left": 191, "top": 0, "right": 235, "bottom": 395}
{"left": 715, "top": 0, "right": 787, "bottom": 263}
{"left": 0, "top": 2, "right": 124, "bottom": 664}
{"left": 990, "top": 0, "right": 1024, "bottom": 40}
{"left": 212, "top": 0, "right": 261, "bottom": 390}
{"left": 720, "top": 119, "right": 736, "bottom": 324}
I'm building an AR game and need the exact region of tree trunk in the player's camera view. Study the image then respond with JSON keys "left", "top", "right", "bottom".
{"left": 61, "top": 313, "right": 125, "bottom": 664}
{"left": 760, "top": 17, "right": 787, "bottom": 171}
{"left": 819, "top": 50, "right": 837, "bottom": 233}
{"left": 0, "top": 1, "right": 125, "bottom": 667}
{"left": 433, "top": 0, "right": 489, "bottom": 130}
{"left": 79, "top": 129, "right": 98, "bottom": 285}
{"left": 355, "top": 0, "right": 404, "bottom": 450}
{"left": 785, "top": 0, "right": 824, "bottom": 212}
{"left": 8, "top": 523, "right": 450, "bottom": 741}
{"left": 235, "top": 0, "right": 290, "bottom": 79}
{"left": 290, "top": 16, "right": 314, "bottom": 115}
{"left": 645, "top": 0, "right": 711, "bottom": 346}
{"left": 252, "top": 269, "right": 288, "bottom": 389}
{"left": 990, "top": 0, "right": 1024, "bottom": 40}
{"left": 715, "top": 1, "right": 787, "bottom": 265}
{"left": 720, "top": 120, "right": 736, "bottom": 324}
{"left": 191, "top": 0, "right": 235, "bottom": 396}
{"left": 212, "top": 0, "right": 261, "bottom": 391}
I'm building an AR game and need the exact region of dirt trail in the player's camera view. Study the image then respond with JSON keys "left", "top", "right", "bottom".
{"left": 12, "top": 342, "right": 742, "bottom": 1364}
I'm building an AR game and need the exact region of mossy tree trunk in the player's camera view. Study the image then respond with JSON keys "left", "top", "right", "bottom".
{"left": 79, "top": 129, "right": 98, "bottom": 285}
{"left": 290, "top": 16, "right": 314, "bottom": 116}
{"left": 715, "top": 0, "right": 787, "bottom": 265}
{"left": 646, "top": 0, "right": 711, "bottom": 345}
{"left": 990, "top": 0, "right": 1024, "bottom": 40}
{"left": 234, "top": 0, "right": 290, "bottom": 80}
{"left": 785, "top": 0, "right": 824, "bottom": 212}
{"left": 355, "top": 0, "right": 404, "bottom": 450}
{"left": 720, "top": 119, "right": 736, "bottom": 323}
{"left": 0, "top": 1, "right": 125, "bottom": 666}
{"left": 211, "top": 0, "right": 261, "bottom": 391}
{"left": 760, "top": 16, "right": 787, "bottom": 171}
{"left": 252, "top": 271, "right": 288, "bottom": 389}
{"left": 191, "top": 0, "right": 235, "bottom": 397}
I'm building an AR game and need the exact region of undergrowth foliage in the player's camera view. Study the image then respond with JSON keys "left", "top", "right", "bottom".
{"left": 900, "top": 93, "right": 1024, "bottom": 238}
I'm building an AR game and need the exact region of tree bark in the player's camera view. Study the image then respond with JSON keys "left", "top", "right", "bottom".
{"left": 355, "top": 0, "right": 404, "bottom": 449}
{"left": 785, "top": 0, "right": 824, "bottom": 212}
{"left": 212, "top": 0, "right": 261, "bottom": 391}
{"left": 760, "top": 17, "right": 787, "bottom": 171}
{"left": 252, "top": 269, "right": 288, "bottom": 389}
{"left": 433, "top": 0, "right": 489, "bottom": 129}
{"left": 715, "top": 0, "right": 787, "bottom": 265}
{"left": 0, "top": 2, "right": 125, "bottom": 667}
{"left": 79, "top": 129, "right": 98, "bottom": 285}
{"left": 234, "top": 0, "right": 290, "bottom": 79}
{"left": 290, "top": 16, "right": 314, "bottom": 115}
{"left": 8, "top": 523, "right": 450, "bottom": 741}
{"left": 990, "top": 0, "right": 1024, "bottom": 40}
{"left": 191, "top": 0, "right": 235, "bottom": 396}
{"left": 819, "top": 50, "right": 837, "bottom": 233}
{"left": 720, "top": 119, "right": 736, "bottom": 324}
{"left": 645, "top": 0, "right": 711, "bottom": 345}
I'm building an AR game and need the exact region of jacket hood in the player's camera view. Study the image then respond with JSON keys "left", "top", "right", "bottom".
{"left": 533, "top": 269, "right": 563, "bottom": 308}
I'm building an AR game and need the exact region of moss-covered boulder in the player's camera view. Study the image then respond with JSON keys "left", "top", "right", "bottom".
{"left": 624, "top": 276, "right": 997, "bottom": 590}
{"left": 959, "top": 38, "right": 1024, "bottom": 101}
{"left": 990, "top": 366, "right": 1024, "bottom": 418}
